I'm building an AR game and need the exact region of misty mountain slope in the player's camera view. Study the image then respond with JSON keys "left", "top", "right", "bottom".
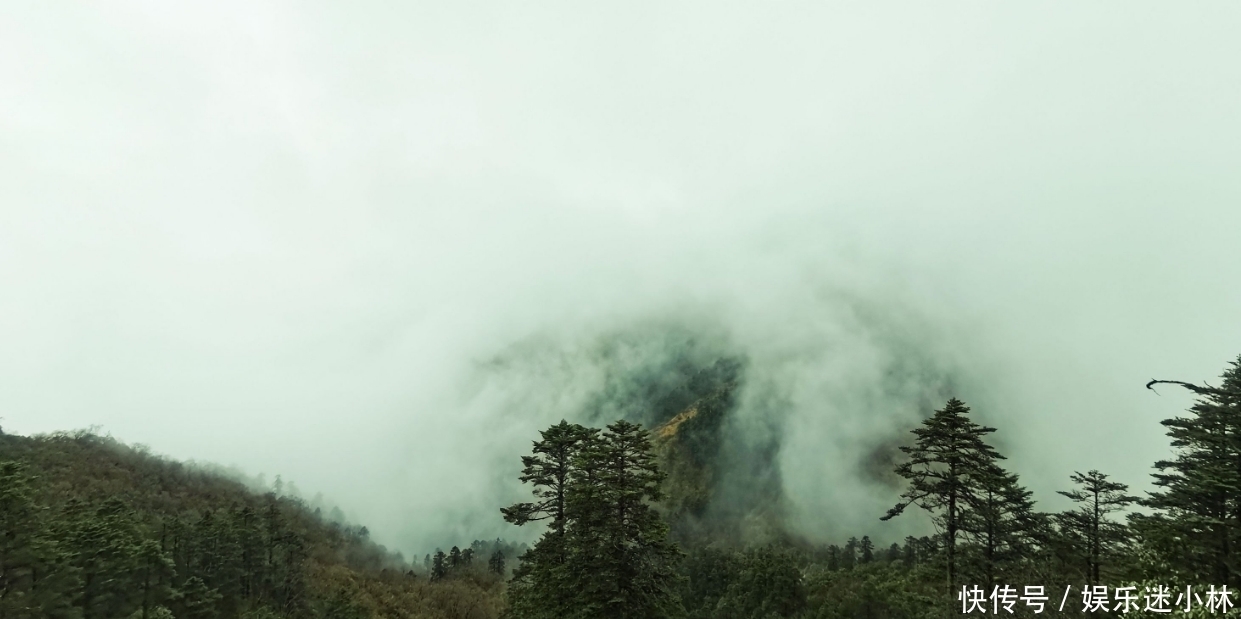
{"left": 0, "top": 430, "right": 505, "bottom": 619}
{"left": 481, "top": 318, "right": 963, "bottom": 549}
{"left": 591, "top": 352, "right": 791, "bottom": 547}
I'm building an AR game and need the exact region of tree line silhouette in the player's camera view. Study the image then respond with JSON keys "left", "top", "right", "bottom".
{"left": 3, "top": 355, "right": 1240, "bottom": 618}
{"left": 501, "top": 356, "right": 1241, "bottom": 618}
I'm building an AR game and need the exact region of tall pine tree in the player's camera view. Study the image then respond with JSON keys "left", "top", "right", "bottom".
{"left": 882, "top": 397, "right": 1003, "bottom": 593}
{"left": 1056, "top": 470, "right": 1135, "bottom": 585}
{"left": 504, "top": 419, "right": 684, "bottom": 619}
{"left": 504, "top": 421, "right": 597, "bottom": 619}
{"left": 961, "top": 463, "right": 1038, "bottom": 587}
{"left": 1143, "top": 356, "right": 1241, "bottom": 584}
{"left": 588, "top": 420, "right": 683, "bottom": 619}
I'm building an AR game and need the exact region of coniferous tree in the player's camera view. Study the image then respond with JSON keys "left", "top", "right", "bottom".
{"left": 194, "top": 509, "right": 244, "bottom": 612}
{"left": 505, "top": 419, "right": 684, "bottom": 619}
{"left": 272, "top": 531, "right": 307, "bottom": 615}
{"left": 261, "top": 501, "right": 282, "bottom": 602}
{"left": 1143, "top": 357, "right": 1241, "bottom": 584}
{"left": 430, "top": 551, "right": 447, "bottom": 582}
{"left": 501, "top": 421, "right": 597, "bottom": 541}
{"left": 961, "top": 463, "right": 1038, "bottom": 587}
{"left": 902, "top": 536, "right": 918, "bottom": 567}
{"left": 1056, "top": 470, "right": 1136, "bottom": 585}
{"left": 882, "top": 397, "right": 1003, "bottom": 593}
{"left": 0, "top": 461, "right": 65, "bottom": 618}
{"left": 678, "top": 547, "right": 740, "bottom": 618}
{"left": 175, "top": 576, "right": 222, "bottom": 619}
{"left": 842, "top": 538, "right": 857, "bottom": 570}
{"left": 25, "top": 518, "right": 77, "bottom": 619}
{"left": 488, "top": 550, "right": 505, "bottom": 575}
{"left": 711, "top": 547, "right": 805, "bottom": 619}
{"left": 134, "top": 539, "right": 175, "bottom": 619}
{"left": 886, "top": 543, "right": 901, "bottom": 562}
{"left": 858, "top": 536, "right": 874, "bottom": 564}
{"left": 232, "top": 507, "right": 264, "bottom": 600}
{"left": 71, "top": 498, "right": 145, "bottom": 619}
{"left": 504, "top": 421, "right": 597, "bottom": 618}
{"left": 588, "top": 420, "right": 684, "bottom": 619}
{"left": 825, "top": 545, "right": 841, "bottom": 571}
{"left": 0, "top": 431, "right": 459, "bottom": 619}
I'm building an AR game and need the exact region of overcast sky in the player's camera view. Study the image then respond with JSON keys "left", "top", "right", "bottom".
{"left": 3, "top": 2, "right": 1240, "bottom": 554}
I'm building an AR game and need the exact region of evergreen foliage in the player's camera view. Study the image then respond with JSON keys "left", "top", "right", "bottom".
{"left": 487, "top": 550, "right": 505, "bottom": 576}
{"left": 504, "top": 419, "right": 684, "bottom": 619}
{"left": 958, "top": 463, "right": 1039, "bottom": 588}
{"left": 1056, "top": 470, "right": 1136, "bottom": 585}
{"left": 1139, "top": 356, "right": 1241, "bottom": 585}
{"left": 0, "top": 431, "right": 505, "bottom": 619}
{"left": 9, "top": 353, "right": 1241, "bottom": 618}
{"left": 881, "top": 397, "right": 1004, "bottom": 592}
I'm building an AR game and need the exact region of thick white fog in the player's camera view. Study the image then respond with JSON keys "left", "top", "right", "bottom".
{"left": 2, "top": 2, "right": 1240, "bottom": 554}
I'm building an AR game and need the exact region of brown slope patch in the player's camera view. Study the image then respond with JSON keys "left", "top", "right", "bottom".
{"left": 655, "top": 406, "right": 699, "bottom": 440}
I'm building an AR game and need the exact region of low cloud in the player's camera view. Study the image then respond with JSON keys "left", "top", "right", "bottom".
{"left": 2, "top": 1, "right": 1240, "bottom": 555}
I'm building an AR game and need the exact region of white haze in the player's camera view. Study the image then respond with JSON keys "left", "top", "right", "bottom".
{"left": 2, "top": 2, "right": 1241, "bottom": 553}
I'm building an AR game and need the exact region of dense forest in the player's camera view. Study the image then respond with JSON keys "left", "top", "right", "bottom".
{"left": 0, "top": 431, "right": 513, "bottom": 618}
{"left": 2, "top": 355, "right": 1240, "bottom": 618}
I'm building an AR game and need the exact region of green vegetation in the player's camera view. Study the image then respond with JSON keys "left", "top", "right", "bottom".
{"left": 3, "top": 355, "right": 1241, "bottom": 617}
{"left": 503, "top": 420, "right": 682, "bottom": 619}
{"left": 0, "top": 431, "right": 507, "bottom": 618}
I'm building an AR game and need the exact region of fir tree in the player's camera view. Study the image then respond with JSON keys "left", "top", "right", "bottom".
{"left": 505, "top": 419, "right": 684, "bottom": 619}
{"left": 175, "top": 576, "right": 222, "bottom": 619}
{"left": 231, "top": 506, "right": 264, "bottom": 600}
{"left": 135, "top": 539, "right": 175, "bottom": 619}
{"left": 501, "top": 421, "right": 597, "bottom": 540}
{"left": 430, "top": 551, "right": 447, "bottom": 582}
{"left": 825, "top": 545, "right": 841, "bottom": 571}
{"left": 842, "top": 538, "right": 857, "bottom": 570}
{"left": 488, "top": 550, "right": 505, "bottom": 575}
{"left": 588, "top": 420, "right": 684, "bottom": 619}
{"left": 1056, "top": 470, "right": 1136, "bottom": 585}
{"left": 961, "top": 463, "right": 1038, "bottom": 587}
{"left": 0, "top": 461, "right": 62, "bottom": 618}
{"left": 71, "top": 498, "right": 145, "bottom": 619}
{"left": 903, "top": 536, "right": 918, "bottom": 567}
{"left": 711, "top": 547, "right": 805, "bottom": 619}
{"left": 886, "top": 543, "right": 902, "bottom": 562}
{"left": 882, "top": 397, "right": 1003, "bottom": 593}
{"left": 1144, "top": 356, "right": 1241, "bottom": 584}
{"left": 859, "top": 536, "right": 874, "bottom": 564}
{"left": 503, "top": 421, "right": 597, "bottom": 618}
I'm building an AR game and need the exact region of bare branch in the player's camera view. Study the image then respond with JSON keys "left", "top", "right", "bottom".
{"left": 1146, "top": 379, "right": 1236, "bottom": 397}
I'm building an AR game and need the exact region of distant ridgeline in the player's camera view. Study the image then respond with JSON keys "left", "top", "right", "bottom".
{"left": 0, "top": 431, "right": 510, "bottom": 619}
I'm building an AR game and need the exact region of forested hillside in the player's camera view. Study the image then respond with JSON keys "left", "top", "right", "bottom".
{"left": 3, "top": 355, "right": 1241, "bottom": 618}
{"left": 0, "top": 431, "right": 508, "bottom": 619}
